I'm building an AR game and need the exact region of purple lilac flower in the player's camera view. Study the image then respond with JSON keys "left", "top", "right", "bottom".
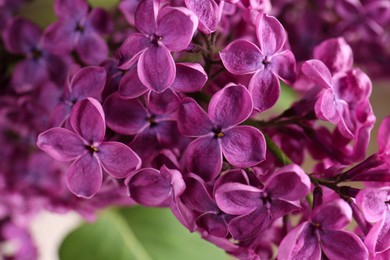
{"left": 178, "top": 83, "right": 266, "bottom": 181}
{"left": 2, "top": 17, "right": 70, "bottom": 93}
{"left": 37, "top": 98, "right": 141, "bottom": 198}
{"left": 117, "top": 0, "right": 198, "bottom": 92}
{"left": 220, "top": 13, "right": 296, "bottom": 112}
{"left": 357, "top": 187, "right": 390, "bottom": 257}
{"left": 279, "top": 199, "right": 369, "bottom": 260}
{"left": 215, "top": 164, "right": 310, "bottom": 240}
{"left": 43, "top": 0, "right": 113, "bottom": 65}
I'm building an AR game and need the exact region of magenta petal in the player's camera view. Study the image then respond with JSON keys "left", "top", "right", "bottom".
{"left": 42, "top": 21, "right": 75, "bottom": 54}
{"left": 312, "top": 199, "right": 352, "bottom": 230}
{"left": 313, "top": 37, "right": 353, "bottom": 74}
{"left": 265, "top": 164, "right": 310, "bottom": 201}
{"left": 77, "top": 32, "right": 108, "bottom": 65}
{"left": 137, "top": 45, "right": 176, "bottom": 92}
{"left": 97, "top": 141, "right": 141, "bottom": 178}
{"left": 54, "top": 0, "right": 88, "bottom": 20}
{"left": 70, "top": 66, "right": 106, "bottom": 100}
{"left": 118, "top": 67, "right": 148, "bottom": 99}
{"left": 278, "top": 222, "right": 321, "bottom": 260}
{"left": 378, "top": 116, "right": 390, "bottom": 158}
{"left": 177, "top": 98, "right": 213, "bottom": 137}
{"left": 209, "top": 84, "right": 253, "bottom": 128}
{"left": 271, "top": 49, "right": 296, "bottom": 83}
{"left": 117, "top": 33, "right": 150, "bottom": 70}
{"left": 170, "top": 62, "right": 208, "bottom": 93}
{"left": 127, "top": 168, "right": 172, "bottom": 206}
{"left": 185, "top": 0, "right": 219, "bottom": 34}
{"left": 215, "top": 182, "right": 261, "bottom": 215}
{"left": 161, "top": 165, "right": 186, "bottom": 198}
{"left": 170, "top": 63, "right": 207, "bottom": 93}
{"left": 185, "top": 136, "right": 222, "bottom": 181}
{"left": 36, "top": 127, "right": 85, "bottom": 162}
{"left": 365, "top": 213, "right": 390, "bottom": 253}
{"left": 67, "top": 154, "right": 103, "bottom": 199}
{"left": 321, "top": 230, "right": 368, "bottom": 260}
{"left": 249, "top": 70, "right": 280, "bottom": 112}
{"left": 196, "top": 213, "right": 228, "bottom": 238}
{"left": 356, "top": 188, "right": 389, "bottom": 223}
{"left": 301, "top": 59, "right": 333, "bottom": 89}
{"left": 70, "top": 98, "right": 106, "bottom": 143}
{"left": 228, "top": 208, "right": 269, "bottom": 240}
{"left": 87, "top": 8, "right": 113, "bottom": 34}
{"left": 3, "top": 17, "right": 41, "bottom": 54}
{"left": 12, "top": 59, "right": 48, "bottom": 93}
{"left": 220, "top": 40, "right": 263, "bottom": 75}
{"left": 103, "top": 93, "right": 147, "bottom": 135}
{"left": 256, "top": 14, "right": 286, "bottom": 55}
{"left": 134, "top": 0, "right": 158, "bottom": 35}
{"left": 315, "top": 89, "right": 340, "bottom": 124}
{"left": 181, "top": 174, "right": 217, "bottom": 212}
{"left": 157, "top": 7, "right": 198, "bottom": 51}
{"left": 221, "top": 126, "right": 266, "bottom": 168}
{"left": 148, "top": 89, "right": 180, "bottom": 114}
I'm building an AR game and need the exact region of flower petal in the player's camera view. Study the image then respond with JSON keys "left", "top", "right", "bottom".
{"left": 378, "top": 116, "right": 390, "bottom": 159}
{"left": 147, "top": 88, "right": 180, "bottom": 114}
{"left": 365, "top": 213, "right": 390, "bottom": 253}
{"left": 265, "top": 164, "right": 310, "bottom": 201}
{"left": 278, "top": 222, "right": 321, "bottom": 260}
{"left": 177, "top": 97, "right": 213, "bottom": 137}
{"left": 87, "top": 8, "right": 113, "bottom": 34}
{"left": 70, "top": 98, "right": 106, "bottom": 143}
{"left": 185, "top": 0, "right": 219, "bottom": 34}
{"left": 270, "top": 49, "right": 296, "bottom": 83}
{"left": 321, "top": 230, "right": 368, "bottom": 260}
{"left": 170, "top": 63, "right": 208, "bottom": 93}
{"left": 103, "top": 93, "right": 148, "bottom": 135}
{"left": 215, "top": 182, "right": 262, "bottom": 215}
{"left": 118, "top": 67, "right": 148, "bottom": 99}
{"left": 127, "top": 168, "right": 172, "bottom": 206}
{"left": 301, "top": 59, "right": 333, "bottom": 89}
{"left": 54, "top": 0, "right": 88, "bottom": 20}
{"left": 228, "top": 208, "right": 269, "bottom": 240}
{"left": 134, "top": 0, "right": 158, "bottom": 34}
{"left": 117, "top": 33, "right": 150, "bottom": 70}
{"left": 137, "top": 45, "right": 176, "bottom": 92}
{"left": 42, "top": 21, "right": 76, "bottom": 54}
{"left": 77, "top": 32, "right": 109, "bottom": 65}
{"left": 3, "top": 17, "right": 41, "bottom": 54}
{"left": 67, "top": 153, "right": 103, "bottom": 199}
{"left": 314, "top": 88, "right": 340, "bottom": 124}
{"left": 181, "top": 174, "right": 217, "bottom": 212}
{"left": 209, "top": 84, "right": 253, "bottom": 128}
{"left": 97, "top": 141, "right": 141, "bottom": 178}
{"left": 249, "top": 70, "right": 280, "bottom": 112}
{"left": 36, "top": 127, "right": 85, "bottom": 162}
{"left": 70, "top": 66, "right": 106, "bottom": 101}
{"left": 220, "top": 39, "right": 263, "bottom": 75}
{"left": 256, "top": 14, "right": 286, "bottom": 55}
{"left": 221, "top": 126, "right": 266, "bottom": 168}
{"left": 157, "top": 7, "right": 198, "bottom": 51}
{"left": 185, "top": 136, "right": 222, "bottom": 181}
{"left": 312, "top": 199, "right": 352, "bottom": 230}
{"left": 11, "top": 59, "right": 48, "bottom": 93}
{"left": 356, "top": 188, "right": 389, "bottom": 223}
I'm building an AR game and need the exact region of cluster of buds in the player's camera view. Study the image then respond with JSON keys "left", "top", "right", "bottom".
{"left": 0, "top": 0, "right": 389, "bottom": 259}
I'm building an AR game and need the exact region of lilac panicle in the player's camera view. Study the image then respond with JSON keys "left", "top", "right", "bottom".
{"left": 37, "top": 98, "right": 141, "bottom": 198}
{"left": 178, "top": 83, "right": 266, "bottom": 181}
{"left": 278, "top": 199, "right": 369, "bottom": 260}
{"left": 220, "top": 13, "right": 296, "bottom": 112}
{"left": 117, "top": 0, "right": 198, "bottom": 92}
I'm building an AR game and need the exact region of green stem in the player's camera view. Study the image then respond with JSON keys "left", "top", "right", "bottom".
{"left": 263, "top": 133, "right": 292, "bottom": 166}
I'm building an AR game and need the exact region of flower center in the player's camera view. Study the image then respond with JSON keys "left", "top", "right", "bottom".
{"left": 151, "top": 34, "right": 163, "bottom": 46}
{"left": 262, "top": 56, "right": 271, "bottom": 67}
{"left": 30, "top": 48, "right": 42, "bottom": 59}
{"left": 147, "top": 115, "right": 157, "bottom": 127}
{"left": 75, "top": 23, "right": 85, "bottom": 33}
{"left": 86, "top": 145, "right": 99, "bottom": 154}
{"left": 213, "top": 128, "right": 224, "bottom": 138}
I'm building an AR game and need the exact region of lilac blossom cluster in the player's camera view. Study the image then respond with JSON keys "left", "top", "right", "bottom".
{"left": 0, "top": 0, "right": 389, "bottom": 259}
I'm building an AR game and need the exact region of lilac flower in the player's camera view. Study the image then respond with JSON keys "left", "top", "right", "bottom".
{"left": 37, "top": 98, "right": 141, "bottom": 198}
{"left": 378, "top": 116, "right": 390, "bottom": 166}
{"left": 2, "top": 17, "right": 70, "bottom": 93}
{"left": 43, "top": 0, "right": 113, "bottom": 65}
{"left": 117, "top": 0, "right": 198, "bottom": 92}
{"left": 177, "top": 83, "right": 266, "bottom": 181}
{"left": 215, "top": 164, "right": 310, "bottom": 240}
{"left": 125, "top": 165, "right": 185, "bottom": 207}
{"left": 184, "top": 0, "right": 220, "bottom": 34}
{"left": 220, "top": 13, "right": 296, "bottom": 112}
{"left": 279, "top": 199, "right": 369, "bottom": 260}
{"left": 357, "top": 187, "right": 390, "bottom": 257}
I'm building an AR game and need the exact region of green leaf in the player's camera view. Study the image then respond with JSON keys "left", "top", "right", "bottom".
{"left": 59, "top": 206, "right": 228, "bottom": 260}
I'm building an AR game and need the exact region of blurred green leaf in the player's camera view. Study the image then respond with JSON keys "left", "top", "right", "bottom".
{"left": 59, "top": 206, "right": 228, "bottom": 260}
